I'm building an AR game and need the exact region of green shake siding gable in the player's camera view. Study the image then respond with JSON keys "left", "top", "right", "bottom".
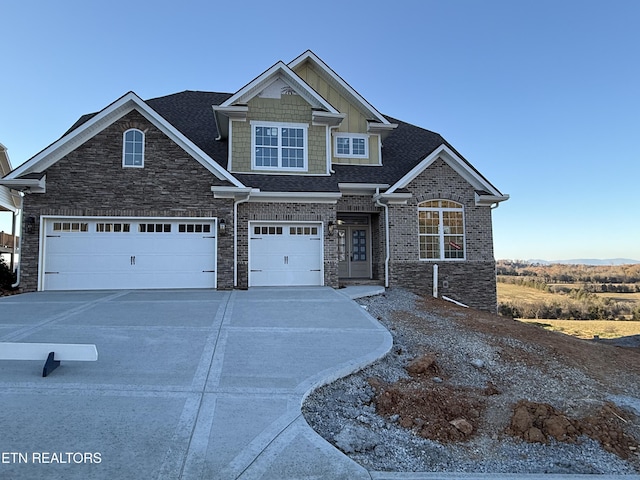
{"left": 230, "top": 95, "right": 327, "bottom": 174}
{"left": 294, "top": 61, "right": 380, "bottom": 166}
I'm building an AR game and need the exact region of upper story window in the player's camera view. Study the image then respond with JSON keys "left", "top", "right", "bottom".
{"left": 418, "top": 200, "right": 465, "bottom": 260}
{"left": 123, "top": 129, "right": 144, "bottom": 168}
{"left": 252, "top": 121, "right": 307, "bottom": 171}
{"left": 334, "top": 134, "right": 368, "bottom": 158}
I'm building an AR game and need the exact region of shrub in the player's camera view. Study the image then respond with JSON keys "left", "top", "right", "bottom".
{"left": 0, "top": 257, "right": 16, "bottom": 290}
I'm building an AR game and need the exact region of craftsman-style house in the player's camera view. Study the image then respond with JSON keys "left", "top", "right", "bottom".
{"left": 0, "top": 51, "right": 508, "bottom": 311}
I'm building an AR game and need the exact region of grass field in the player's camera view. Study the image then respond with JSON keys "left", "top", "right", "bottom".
{"left": 497, "top": 282, "right": 556, "bottom": 302}
{"left": 498, "top": 282, "right": 640, "bottom": 308}
{"left": 519, "top": 319, "right": 640, "bottom": 339}
{"left": 498, "top": 281, "right": 640, "bottom": 338}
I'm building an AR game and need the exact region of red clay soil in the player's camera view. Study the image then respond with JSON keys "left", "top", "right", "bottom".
{"left": 367, "top": 296, "right": 640, "bottom": 461}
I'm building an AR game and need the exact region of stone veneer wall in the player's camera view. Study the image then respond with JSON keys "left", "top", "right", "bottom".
{"left": 236, "top": 201, "right": 338, "bottom": 289}
{"left": 387, "top": 158, "right": 498, "bottom": 312}
{"left": 19, "top": 110, "right": 235, "bottom": 291}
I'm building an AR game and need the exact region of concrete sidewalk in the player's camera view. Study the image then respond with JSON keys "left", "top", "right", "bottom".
{"left": 0, "top": 287, "right": 392, "bottom": 479}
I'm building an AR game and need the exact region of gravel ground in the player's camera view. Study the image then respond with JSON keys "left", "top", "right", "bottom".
{"left": 302, "top": 288, "right": 640, "bottom": 474}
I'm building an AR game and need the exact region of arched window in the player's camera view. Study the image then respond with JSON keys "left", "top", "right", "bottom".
{"left": 418, "top": 200, "right": 465, "bottom": 260}
{"left": 123, "top": 129, "right": 144, "bottom": 167}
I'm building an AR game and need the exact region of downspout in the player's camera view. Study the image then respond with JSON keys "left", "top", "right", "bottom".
{"left": 11, "top": 194, "right": 23, "bottom": 288}
{"left": 328, "top": 126, "right": 338, "bottom": 174}
{"left": 10, "top": 208, "right": 16, "bottom": 272}
{"left": 233, "top": 193, "right": 251, "bottom": 288}
{"left": 374, "top": 189, "right": 390, "bottom": 288}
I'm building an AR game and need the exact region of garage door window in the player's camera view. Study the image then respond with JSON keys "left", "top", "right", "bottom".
{"left": 179, "top": 223, "right": 211, "bottom": 233}
{"left": 139, "top": 223, "right": 171, "bottom": 233}
{"left": 290, "top": 226, "right": 318, "bottom": 235}
{"left": 53, "top": 222, "right": 89, "bottom": 232}
{"left": 254, "top": 226, "right": 283, "bottom": 235}
{"left": 96, "top": 223, "right": 131, "bottom": 233}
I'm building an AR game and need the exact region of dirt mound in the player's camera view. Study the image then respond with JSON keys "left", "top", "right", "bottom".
{"left": 507, "top": 400, "right": 638, "bottom": 459}
{"left": 369, "top": 350, "right": 639, "bottom": 460}
{"left": 368, "top": 354, "right": 494, "bottom": 443}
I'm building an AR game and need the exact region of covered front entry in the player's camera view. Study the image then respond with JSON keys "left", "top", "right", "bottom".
{"left": 337, "top": 214, "right": 372, "bottom": 279}
{"left": 249, "top": 222, "right": 323, "bottom": 287}
{"left": 41, "top": 217, "right": 218, "bottom": 290}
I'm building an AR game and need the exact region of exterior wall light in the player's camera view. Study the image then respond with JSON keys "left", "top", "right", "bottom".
{"left": 26, "top": 216, "right": 36, "bottom": 234}
{"left": 328, "top": 220, "right": 335, "bottom": 236}
{"left": 218, "top": 218, "right": 226, "bottom": 234}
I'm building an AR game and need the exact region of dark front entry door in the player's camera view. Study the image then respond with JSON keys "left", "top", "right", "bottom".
{"left": 337, "top": 223, "right": 371, "bottom": 279}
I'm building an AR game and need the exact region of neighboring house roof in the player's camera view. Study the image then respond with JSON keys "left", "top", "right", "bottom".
{"left": 0, "top": 143, "right": 20, "bottom": 212}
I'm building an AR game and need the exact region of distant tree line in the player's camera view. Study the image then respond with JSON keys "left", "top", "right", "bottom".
{"left": 496, "top": 261, "right": 640, "bottom": 320}
{"left": 497, "top": 260, "right": 640, "bottom": 284}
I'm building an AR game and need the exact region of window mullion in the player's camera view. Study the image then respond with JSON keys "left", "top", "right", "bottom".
{"left": 439, "top": 212, "right": 445, "bottom": 260}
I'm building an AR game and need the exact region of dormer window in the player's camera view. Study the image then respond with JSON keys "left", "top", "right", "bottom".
{"left": 123, "top": 129, "right": 144, "bottom": 168}
{"left": 334, "top": 134, "right": 368, "bottom": 158}
{"left": 251, "top": 121, "right": 307, "bottom": 171}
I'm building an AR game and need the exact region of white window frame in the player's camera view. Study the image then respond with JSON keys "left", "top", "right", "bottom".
{"left": 333, "top": 133, "right": 369, "bottom": 159}
{"left": 123, "top": 129, "right": 145, "bottom": 168}
{"left": 418, "top": 200, "right": 466, "bottom": 261}
{"left": 251, "top": 121, "right": 308, "bottom": 171}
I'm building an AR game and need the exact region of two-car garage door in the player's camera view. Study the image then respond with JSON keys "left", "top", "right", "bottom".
{"left": 40, "top": 218, "right": 323, "bottom": 290}
{"left": 41, "top": 217, "right": 217, "bottom": 290}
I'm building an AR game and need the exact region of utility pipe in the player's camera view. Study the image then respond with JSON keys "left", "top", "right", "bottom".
{"left": 442, "top": 295, "right": 469, "bottom": 308}
{"left": 433, "top": 263, "right": 438, "bottom": 298}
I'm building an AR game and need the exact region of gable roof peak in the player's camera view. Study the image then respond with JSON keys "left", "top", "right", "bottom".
{"left": 288, "top": 51, "right": 394, "bottom": 128}
{"left": 219, "top": 60, "right": 337, "bottom": 113}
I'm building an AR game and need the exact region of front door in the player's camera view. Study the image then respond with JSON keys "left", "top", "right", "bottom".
{"left": 338, "top": 223, "right": 371, "bottom": 279}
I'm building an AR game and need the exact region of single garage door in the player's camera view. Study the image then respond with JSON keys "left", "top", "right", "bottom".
{"left": 249, "top": 222, "right": 323, "bottom": 287}
{"left": 42, "top": 217, "right": 217, "bottom": 290}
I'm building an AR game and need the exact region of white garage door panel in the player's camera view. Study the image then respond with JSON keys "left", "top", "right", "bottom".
{"left": 42, "top": 218, "right": 216, "bottom": 290}
{"left": 249, "top": 223, "right": 323, "bottom": 287}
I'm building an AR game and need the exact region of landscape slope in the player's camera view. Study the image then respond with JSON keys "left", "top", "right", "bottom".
{"left": 303, "top": 288, "right": 640, "bottom": 474}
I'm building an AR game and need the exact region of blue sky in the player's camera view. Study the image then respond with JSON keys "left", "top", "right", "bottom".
{"left": 1, "top": 0, "right": 638, "bottom": 261}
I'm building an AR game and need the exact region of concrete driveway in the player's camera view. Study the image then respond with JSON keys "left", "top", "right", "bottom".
{"left": 0, "top": 287, "right": 392, "bottom": 479}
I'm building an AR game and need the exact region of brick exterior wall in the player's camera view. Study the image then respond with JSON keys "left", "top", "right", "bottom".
{"left": 18, "top": 110, "right": 499, "bottom": 312}
{"left": 387, "top": 158, "right": 498, "bottom": 312}
{"left": 19, "top": 110, "right": 235, "bottom": 291}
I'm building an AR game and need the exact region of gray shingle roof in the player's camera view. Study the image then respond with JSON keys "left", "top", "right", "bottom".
{"left": 61, "top": 90, "right": 500, "bottom": 195}
{"left": 145, "top": 91, "right": 457, "bottom": 192}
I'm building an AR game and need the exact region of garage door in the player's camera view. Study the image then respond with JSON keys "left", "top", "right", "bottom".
{"left": 249, "top": 223, "right": 323, "bottom": 287}
{"left": 42, "top": 217, "right": 217, "bottom": 290}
